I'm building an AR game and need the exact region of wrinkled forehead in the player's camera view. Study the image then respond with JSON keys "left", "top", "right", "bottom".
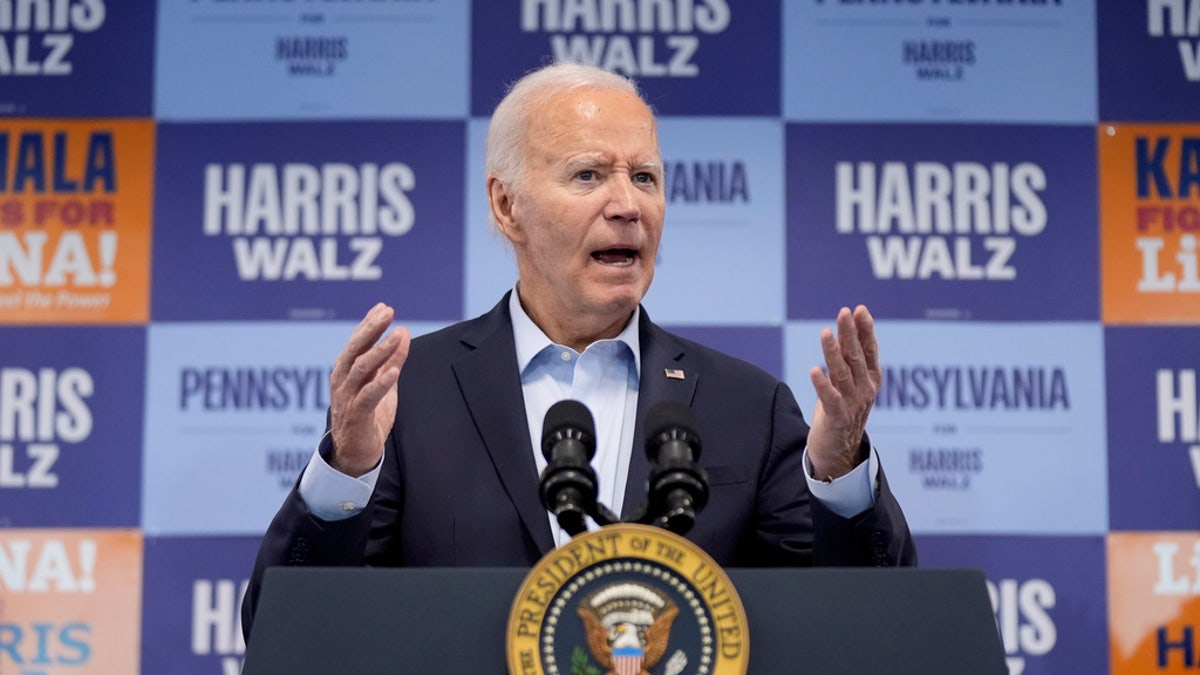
{"left": 527, "top": 87, "right": 661, "bottom": 162}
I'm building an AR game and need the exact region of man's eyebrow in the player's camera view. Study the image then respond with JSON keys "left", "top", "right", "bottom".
{"left": 563, "top": 156, "right": 606, "bottom": 169}
{"left": 560, "top": 157, "right": 664, "bottom": 173}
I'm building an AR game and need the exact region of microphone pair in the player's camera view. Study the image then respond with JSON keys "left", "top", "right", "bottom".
{"left": 538, "top": 400, "right": 709, "bottom": 537}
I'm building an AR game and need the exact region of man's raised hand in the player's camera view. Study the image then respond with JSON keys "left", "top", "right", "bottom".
{"left": 328, "top": 303, "right": 410, "bottom": 477}
{"left": 806, "top": 305, "right": 882, "bottom": 481}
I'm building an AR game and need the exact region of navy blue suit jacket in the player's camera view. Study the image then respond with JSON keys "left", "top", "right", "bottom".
{"left": 243, "top": 294, "right": 916, "bottom": 634}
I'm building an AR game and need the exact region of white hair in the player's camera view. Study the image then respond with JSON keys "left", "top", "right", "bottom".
{"left": 484, "top": 62, "right": 648, "bottom": 193}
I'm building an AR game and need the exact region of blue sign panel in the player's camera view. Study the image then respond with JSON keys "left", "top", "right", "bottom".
{"left": 662, "top": 324, "right": 782, "bottom": 382}
{"left": 786, "top": 320, "right": 1108, "bottom": 536}
{"left": 1099, "top": 1, "right": 1200, "bottom": 122}
{"left": 152, "top": 121, "right": 465, "bottom": 321}
{"left": 0, "top": 327, "right": 144, "bottom": 527}
{"left": 141, "top": 320, "right": 446, "bottom": 536}
{"left": 155, "top": 0, "right": 468, "bottom": 120}
{"left": 470, "top": 0, "right": 780, "bottom": 116}
{"left": 784, "top": 1, "right": 1096, "bottom": 123}
{"left": 141, "top": 535, "right": 262, "bottom": 675}
{"left": 786, "top": 123, "right": 1098, "bottom": 321}
{"left": 0, "top": 1, "right": 154, "bottom": 117}
{"left": 649, "top": 118, "right": 785, "bottom": 325}
{"left": 918, "top": 534, "right": 1109, "bottom": 675}
{"left": 1107, "top": 326, "right": 1200, "bottom": 531}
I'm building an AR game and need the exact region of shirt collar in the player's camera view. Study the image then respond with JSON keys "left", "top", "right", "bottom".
{"left": 509, "top": 285, "right": 641, "bottom": 374}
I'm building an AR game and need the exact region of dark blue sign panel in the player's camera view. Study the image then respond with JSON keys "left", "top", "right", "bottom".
{"left": 1107, "top": 326, "right": 1200, "bottom": 531}
{"left": 152, "top": 121, "right": 465, "bottom": 321}
{"left": 786, "top": 123, "right": 1098, "bottom": 321}
{"left": 0, "top": 1, "right": 154, "bottom": 117}
{"left": 470, "top": 0, "right": 780, "bottom": 116}
{"left": 0, "top": 327, "right": 144, "bottom": 527}
{"left": 141, "top": 535, "right": 262, "bottom": 675}
{"left": 917, "top": 534, "right": 1109, "bottom": 675}
{"left": 662, "top": 324, "right": 782, "bottom": 382}
{"left": 1099, "top": 2, "right": 1200, "bottom": 122}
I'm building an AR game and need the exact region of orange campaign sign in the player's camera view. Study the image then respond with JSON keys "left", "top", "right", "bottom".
{"left": 0, "top": 120, "right": 153, "bottom": 324}
{"left": 1100, "top": 124, "right": 1200, "bottom": 325}
{"left": 1109, "top": 532, "right": 1200, "bottom": 674}
{"left": 0, "top": 529, "right": 143, "bottom": 673}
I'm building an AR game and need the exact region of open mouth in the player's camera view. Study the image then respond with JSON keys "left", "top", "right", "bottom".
{"left": 591, "top": 248, "right": 637, "bottom": 266}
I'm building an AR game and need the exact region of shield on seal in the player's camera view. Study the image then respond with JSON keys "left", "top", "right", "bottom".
{"left": 612, "top": 645, "right": 644, "bottom": 675}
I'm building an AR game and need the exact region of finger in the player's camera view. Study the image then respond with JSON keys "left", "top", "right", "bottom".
{"left": 333, "top": 303, "right": 393, "bottom": 382}
{"left": 819, "top": 325, "right": 855, "bottom": 396}
{"left": 354, "top": 358, "right": 402, "bottom": 415}
{"left": 373, "top": 327, "right": 411, "bottom": 384}
{"left": 854, "top": 305, "right": 882, "bottom": 387}
{"left": 836, "top": 306, "right": 870, "bottom": 387}
{"left": 342, "top": 326, "right": 410, "bottom": 394}
{"left": 809, "top": 365, "right": 844, "bottom": 417}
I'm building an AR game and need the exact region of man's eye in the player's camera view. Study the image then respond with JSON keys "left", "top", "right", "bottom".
{"left": 633, "top": 172, "right": 657, "bottom": 184}
{"left": 577, "top": 170, "right": 596, "bottom": 181}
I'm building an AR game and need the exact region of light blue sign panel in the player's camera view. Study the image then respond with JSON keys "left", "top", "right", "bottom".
{"left": 464, "top": 118, "right": 518, "bottom": 318}
{"left": 785, "top": 320, "right": 1107, "bottom": 535}
{"left": 465, "top": 118, "right": 785, "bottom": 325}
{"left": 155, "top": 1, "right": 468, "bottom": 120}
{"left": 142, "top": 320, "right": 446, "bottom": 535}
{"left": 648, "top": 118, "right": 785, "bottom": 324}
{"left": 783, "top": 2, "right": 1096, "bottom": 123}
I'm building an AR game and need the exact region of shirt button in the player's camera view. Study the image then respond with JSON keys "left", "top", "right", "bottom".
{"left": 560, "top": 351, "right": 572, "bottom": 362}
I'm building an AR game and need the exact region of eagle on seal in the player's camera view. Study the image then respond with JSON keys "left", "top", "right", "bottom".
{"left": 578, "top": 582, "right": 680, "bottom": 675}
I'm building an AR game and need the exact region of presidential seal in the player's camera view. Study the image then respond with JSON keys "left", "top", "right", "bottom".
{"left": 507, "top": 523, "right": 748, "bottom": 675}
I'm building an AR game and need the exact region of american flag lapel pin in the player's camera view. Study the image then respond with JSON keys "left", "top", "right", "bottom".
{"left": 664, "top": 368, "right": 685, "bottom": 380}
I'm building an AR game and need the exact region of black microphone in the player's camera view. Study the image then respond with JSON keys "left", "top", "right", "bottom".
{"left": 644, "top": 401, "right": 709, "bottom": 536}
{"left": 539, "top": 400, "right": 599, "bottom": 537}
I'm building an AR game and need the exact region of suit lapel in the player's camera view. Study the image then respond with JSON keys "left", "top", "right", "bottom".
{"left": 452, "top": 296, "right": 556, "bottom": 555}
{"left": 621, "top": 312, "right": 698, "bottom": 520}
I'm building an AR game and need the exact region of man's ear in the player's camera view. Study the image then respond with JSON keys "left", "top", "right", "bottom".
{"left": 487, "top": 175, "right": 524, "bottom": 245}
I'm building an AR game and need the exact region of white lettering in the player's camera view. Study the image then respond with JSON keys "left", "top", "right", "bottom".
{"left": 0, "top": 368, "right": 93, "bottom": 443}
{"left": 0, "top": 539, "right": 96, "bottom": 593}
{"left": 1157, "top": 369, "right": 1198, "bottom": 443}
{"left": 192, "top": 579, "right": 248, "bottom": 656}
{"left": 1153, "top": 541, "right": 1200, "bottom": 594}
{"left": 836, "top": 162, "right": 1047, "bottom": 236}
{"left": 204, "top": 163, "right": 414, "bottom": 238}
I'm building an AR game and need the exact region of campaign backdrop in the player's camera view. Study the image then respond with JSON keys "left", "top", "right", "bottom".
{"left": 1, "top": 1, "right": 1198, "bottom": 673}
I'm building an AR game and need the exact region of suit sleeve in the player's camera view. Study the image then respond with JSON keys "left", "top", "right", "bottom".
{"left": 241, "top": 424, "right": 405, "bottom": 640}
{"left": 754, "top": 381, "right": 918, "bottom": 568}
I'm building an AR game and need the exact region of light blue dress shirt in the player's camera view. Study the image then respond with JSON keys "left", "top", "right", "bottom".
{"left": 509, "top": 289, "right": 640, "bottom": 547}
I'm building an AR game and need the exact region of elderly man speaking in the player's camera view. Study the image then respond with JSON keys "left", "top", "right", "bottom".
{"left": 242, "top": 61, "right": 916, "bottom": 635}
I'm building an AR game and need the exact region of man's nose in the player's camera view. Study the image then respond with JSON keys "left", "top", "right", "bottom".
{"left": 604, "top": 176, "right": 641, "bottom": 222}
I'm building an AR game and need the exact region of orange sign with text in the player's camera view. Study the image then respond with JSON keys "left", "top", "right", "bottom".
{"left": 0, "top": 120, "right": 153, "bottom": 324}
{"left": 0, "top": 529, "right": 143, "bottom": 673}
{"left": 1109, "top": 532, "right": 1200, "bottom": 673}
{"left": 1100, "top": 124, "right": 1200, "bottom": 325}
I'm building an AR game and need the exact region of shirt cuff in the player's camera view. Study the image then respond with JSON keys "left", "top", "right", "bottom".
{"left": 803, "top": 445, "right": 879, "bottom": 518}
{"left": 297, "top": 431, "right": 382, "bottom": 521}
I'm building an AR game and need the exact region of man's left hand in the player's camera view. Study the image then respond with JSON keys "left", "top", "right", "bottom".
{"left": 807, "top": 305, "right": 882, "bottom": 481}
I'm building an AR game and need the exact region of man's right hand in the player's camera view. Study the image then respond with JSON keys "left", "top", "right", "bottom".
{"left": 328, "top": 303, "right": 411, "bottom": 477}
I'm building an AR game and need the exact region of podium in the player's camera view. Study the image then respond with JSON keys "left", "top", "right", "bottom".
{"left": 242, "top": 566, "right": 1007, "bottom": 674}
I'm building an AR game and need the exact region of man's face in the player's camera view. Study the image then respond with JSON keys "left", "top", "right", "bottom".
{"left": 497, "top": 87, "right": 665, "bottom": 340}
